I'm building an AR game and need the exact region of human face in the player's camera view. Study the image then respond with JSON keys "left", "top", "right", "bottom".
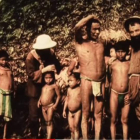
{"left": 116, "top": 50, "right": 126, "bottom": 61}
{"left": 129, "top": 23, "right": 140, "bottom": 37}
{"left": 0, "top": 57, "right": 8, "bottom": 67}
{"left": 110, "top": 48, "right": 116, "bottom": 58}
{"left": 44, "top": 73, "right": 54, "bottom": 85}
{"left": 68, "top": 76, "right": 79, "bottom": 89}
{"left": 90, "top": 22, "right": 100, "bottom": 40}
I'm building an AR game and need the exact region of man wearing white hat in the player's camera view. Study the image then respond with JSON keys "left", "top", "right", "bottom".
{"left": 25, "top": 34, "right": 61, "bottom": 138}
{"left": 124, "top": 16, "right": 140, "bottom": 129}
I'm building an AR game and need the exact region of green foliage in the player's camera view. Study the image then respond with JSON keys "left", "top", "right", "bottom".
{"left": 0, "top": 0, "right": 140, "bottom": 83}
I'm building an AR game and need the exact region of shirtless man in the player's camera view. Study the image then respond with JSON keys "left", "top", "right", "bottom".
{"left": 108, "top": 41, "right": 130, "bottom": 140}
{"left": 63, "top": 72, "right": 81, "bottom": 139}
{"left": 38, "top": 71, "right": 61, "bottom": 139}
{"left": 74, "top": 15, "right": 106, "bottom": 139}
{"left": 0, "top": 50, "right": 14, "bottom": 139}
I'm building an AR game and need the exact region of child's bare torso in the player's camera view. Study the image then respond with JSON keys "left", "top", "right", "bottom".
{"left": 40, "top": 84, "right": 56, "bottom": 106}
{"left": 111, "top": 60, "right": 130, "bottom": 92}
{"left": 67, "top": 87, "right": 81, "bottom": 113}
{"left": 75, "top": 41, "right": 106, "bottom": 80}
{"left": 0, "top": 66, "right": 13, "bottom": 91}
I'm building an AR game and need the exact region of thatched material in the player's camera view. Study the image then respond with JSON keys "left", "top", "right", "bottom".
{"left": 99, "top": 29, "right": 130, "bottom": 45}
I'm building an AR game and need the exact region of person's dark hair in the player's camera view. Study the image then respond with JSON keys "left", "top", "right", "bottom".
{"left": 75, "top": 26, "right": 88, "bottom": 44}
{"left": 69, "top": 72, "right": 80, "bottom": 80}
{"left": 126, "top": 19, "right": 140, "bottom": 32}
{"left": 86, "top": 19, "right": 100, "bottom": 39}
{"left": 43, "top": 71, "right": 55, "bottom": 81}
{"left": 0, "top": 50, "right": 9, "bottom": 58}
{"left": 114, "top": 40, "right": 130, "bottom": 53}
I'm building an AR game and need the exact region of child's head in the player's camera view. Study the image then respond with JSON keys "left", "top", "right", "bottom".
{"left": 68, "top": 72, "right": 80, "bottom": 89}
{"left": 110, "top": 47, "right": 116, "bottom": 58}
{"left": 44, "top": 71, "right": 55, "bottom": 85}
{"left": 0, "top": 50, "right": 9, "bottom": 67}
{"left": 115, "top": 40, "right": 129, "bottom": 61}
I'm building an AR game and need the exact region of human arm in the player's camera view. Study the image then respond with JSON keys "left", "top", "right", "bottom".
{"left": 41, "top": 65, "right": 56, "bottom": 73}
{"left": 67, "top": 59, "right": 76, "bottom": 76}
{"left": 74, "top": 15, "right": 98, "bottom": 32}
{"left": 63, "top": 96, "right": 68, "bottom": 118}
{"left": 52, "top": 84, "right": 61, "bottom": 110}
{"left": 37, "top": 96, "right": 41, "bottom": 108}
{"left": 26, "top": 53, "right": 43, "bottom": 83}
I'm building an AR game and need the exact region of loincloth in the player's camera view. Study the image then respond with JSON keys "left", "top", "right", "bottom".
{"left": 111, "top": 88, "right": 129, "bottom": 106}
{"left": 42, "top": 103, "right": 54, "bottom": 112}
{"left": 129, "top": 74, "right": 140, "bottom": 104}
{"left": 80, "top": 75, "right": 105, "bottom": 97}
{"left": 0, "top": 88, "right": 12, "bottom": 122}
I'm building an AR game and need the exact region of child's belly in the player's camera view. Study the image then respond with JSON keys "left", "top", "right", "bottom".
{"left": 40, "top": 95, "right": 54, "bottom": 106}
{"left": 111, "top": 80, "right": 128, "bottom": 93}
{"left": 68, "top": 100, "right": 81, "bottom": 113}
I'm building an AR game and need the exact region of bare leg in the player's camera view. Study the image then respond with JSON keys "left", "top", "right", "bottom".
{"left": 42, "top": 107, "right": 54, "bottom": 139}
{"left": 68, "top": 112, "right": 74, "bottom": 139}
{"left": 3, "top": 122, "right": 8, "bottom": 139}
{"left": 110, "top": 90, "right": 118, "bottom": 140}
{"left": 46, "top": 107, "right": 54, "bottom": 139}
{"left": 89, "top": 98, "right": 94, "bottom": 132}
{"left": 81, "top": 79, "right": 92, "bottom": 139}
{"left": 42, "top": 108, "right": 48, "bottom": 138}
{"left": 94, "top": 96, "right": 103, "bottom": 139}
{"left": 121, "top": 95, "right": 130, "bottom": 140}
{"left": 74, "top": 109, "right": 81, "bottom": 139}
{"left": 94, "top": 82, "right": 104, "bottom": 140}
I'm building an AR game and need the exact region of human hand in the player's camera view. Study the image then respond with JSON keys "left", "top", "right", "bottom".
{"left": 124, "top": 94, "right": 130, "bottom": 105}
{"left": 63, "top": 111, "right": 67, "bottom": 118}
{"left": 37, "top": 100, "right": 41, "bottom": 108}
{"left": 41, "top": 65, "right": 56, "bottom": 73}
{"left": 52, "top": 105, "right": 57, "bottom": 111}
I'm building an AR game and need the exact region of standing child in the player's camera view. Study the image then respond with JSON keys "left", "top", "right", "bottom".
{"left": 0, "top": 50, "right": 14, "bottom": 139}
{"left": 38, "top": 71, "right": 61, "bottom": 139}
{"left": 108, "top": 40, "right": 130, "bottom": 140}
{"left": 63, "top": 73, "right": 81, "bottom": 139}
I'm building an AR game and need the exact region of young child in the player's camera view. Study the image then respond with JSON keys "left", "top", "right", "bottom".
{"left": 108, "top": 41, "right": 130, "bottom": 140}
{"left": 63, "top": 72, "right": 81, "bottom": 139}
{"left": 104, "top": 46, "right": 117, "bottom": 117}
{"left": 38, "top": 71, "right": 61, "bottom": 139}
{"left": 0, "top": 50, "right": 14, "bottom": 139}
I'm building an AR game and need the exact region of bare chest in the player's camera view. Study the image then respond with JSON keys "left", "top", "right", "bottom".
{"left": 77, "top": 43, "right": 104, "bottom": 61}
{"left": 112, "top": 61, "right": 129, "bottom": 74}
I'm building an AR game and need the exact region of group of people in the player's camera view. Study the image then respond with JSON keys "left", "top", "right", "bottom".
{"left": 0, "top": 14, "right": 140, "bottom": 140}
